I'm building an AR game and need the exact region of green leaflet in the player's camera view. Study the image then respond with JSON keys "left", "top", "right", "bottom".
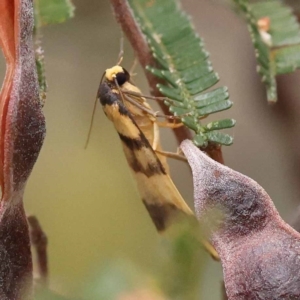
{"left": 34, "top": 0, "right": 75, "bottom": 27}
{"left": 127, "top": 0, "right": 235, "bottom": 147}
{"left": 234, "top": 0, "right": 300, "bottom": 102}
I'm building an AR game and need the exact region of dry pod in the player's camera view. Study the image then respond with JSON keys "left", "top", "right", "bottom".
{"left": 0, "top": 0, "right": 46, "bottom": 298}
{"left": 181, "top": 140, "right": 300, "bottom": 300}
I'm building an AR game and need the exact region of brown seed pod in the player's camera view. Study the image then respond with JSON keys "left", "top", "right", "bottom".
{"left": 181, "top": 140, "right": 300, "bottom": 300}
{"left": 0, "top": 0, "right": 46, "bottom": 298}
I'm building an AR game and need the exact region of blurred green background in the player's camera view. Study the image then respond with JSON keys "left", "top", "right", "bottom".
{"left": 1, "top": 0, "right": 300, "bottom": 299}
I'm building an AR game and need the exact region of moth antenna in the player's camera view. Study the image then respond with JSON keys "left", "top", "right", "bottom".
{"left": 84, "top": 97, "right": 98, "bottom": 149}
{"left": 117, "top": 36, "right": 124, "bottom": 65}
{"left": 84, "top": 72, "right": 106, "bottom": 149}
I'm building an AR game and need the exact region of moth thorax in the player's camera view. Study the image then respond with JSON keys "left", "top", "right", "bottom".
{"left": 105, "top": 66, "right": 123, "bottom": 80}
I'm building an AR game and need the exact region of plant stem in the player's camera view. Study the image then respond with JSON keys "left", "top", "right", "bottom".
{"left": 109, "top": 0, "right": 192, "bottom": 144}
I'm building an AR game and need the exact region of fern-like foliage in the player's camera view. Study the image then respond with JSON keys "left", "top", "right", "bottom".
{"left": 234, "top": 0, "right": 300, "bottom": 102}
{"left": 127, "top": 0, "right": 235, "bottom": 147}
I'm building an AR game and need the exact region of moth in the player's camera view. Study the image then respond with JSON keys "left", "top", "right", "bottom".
{"left": 97, "top": 65, "right": 218, "bottom": 259}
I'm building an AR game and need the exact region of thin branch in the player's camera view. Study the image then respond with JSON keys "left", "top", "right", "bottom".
{"left": 28, "top": 215, "right": 48, "bottom": 287}
{"left": 110, "top": 0, "right": 192, "bottom": 145}
{"left": 203, "top": 143, "right": 224, "bottom": 164}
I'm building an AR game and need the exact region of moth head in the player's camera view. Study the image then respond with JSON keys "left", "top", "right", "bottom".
{"left": 105, "top": 65, "right": 130, "bottom": 86}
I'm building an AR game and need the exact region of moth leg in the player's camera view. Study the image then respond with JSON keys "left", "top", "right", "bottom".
{"left": 123, "top": 92, "right": 190, "bottom": 121}
{"left": 202, "top": 240, "right": 219, "bottom": 261}
{"left": 155, "top": 149, "right": 187, "bottom": 162}
{"left": 129, "top": 58, "right": 138, "bottom": 77}
{"left": 124, "top": 90, "right": 168, "bottom": 102}
{"left": 151, "top": 121, "right": 185, "bottom": 161}
{"left": 156, "top": 120, "right": 184, "bottom": 129}
{"left": 152, "top": 122, "right": 160, "bottom": 151}
{"left": 124, "top": 94, "right": 158, "bottom": 117}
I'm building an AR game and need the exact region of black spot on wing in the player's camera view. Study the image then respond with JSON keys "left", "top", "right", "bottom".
{"left": 98, "top": 82, "right": 130, "bottom": 117}
{"left": 129, "top": 156, "right": 166, "bottom": 177}
{"left": 119, "top": 132, "right": 167, "bottom": 177}
{"left": 142, "top": 201, "right": 178, "bottom": 231}
{"left": 118, "top": 132, "right": 150, "bottom": 151}
{"left": 98, "top": 82, "right": 114, "bottom": 106}
{"left": 118, "top": 102, "right": 130, "bottom": 116}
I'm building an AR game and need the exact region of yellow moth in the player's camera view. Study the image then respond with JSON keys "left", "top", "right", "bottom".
{"left": 97, "top": 65, "right": 218, "bottom": 259}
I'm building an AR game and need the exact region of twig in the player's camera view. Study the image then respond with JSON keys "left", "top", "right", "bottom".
{"left": 28, "top": 215, "right": 48, "bottom": 287}
{"left": 203, "top": 143, "right": 224, "bottom": 164}
{"left": 109, "top": 0, "right": 192, "bottom": 145}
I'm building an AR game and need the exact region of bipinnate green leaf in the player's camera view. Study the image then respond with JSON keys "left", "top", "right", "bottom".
{"left": 234, "top": 0, "right": 300, "bottom": 102}
{"left": 127, "top": 0, "right": 235, "bottom": 147}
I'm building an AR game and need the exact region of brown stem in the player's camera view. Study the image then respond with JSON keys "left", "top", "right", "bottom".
{"left": 202, "top": 143, "right": 224, "bottom": 164}
{"left": 28, "top": 215, "right": 48, "bottom": 287}
{"left": 110, "top": 0, "right": 192, "bottom": 145}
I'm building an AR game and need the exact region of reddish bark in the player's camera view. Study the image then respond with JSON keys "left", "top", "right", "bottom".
{"left": 181, "top": 140, "right": 300, "bottom": 300}
{"left": 0, "top": 0, "right": 46, "bottom": 298}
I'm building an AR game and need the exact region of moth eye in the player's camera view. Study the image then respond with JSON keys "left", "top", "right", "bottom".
{"left": 115, "top": 72, "right": 127, "bottom": 86}
{"left": 115, "top": 68, "right": 130, "bottom": 86}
